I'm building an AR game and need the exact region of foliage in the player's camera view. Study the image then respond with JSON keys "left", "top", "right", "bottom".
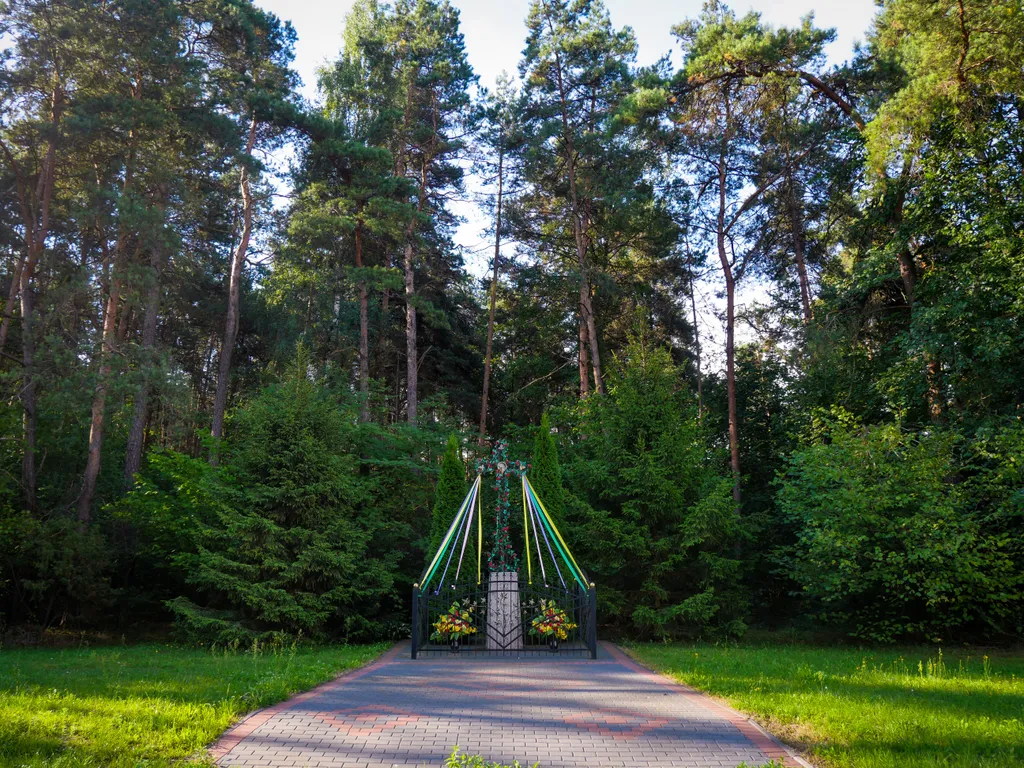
{"left": 865, "top": 0, "right": 1024, "bottom": 172}
{"left": 530, "top": 414, "right": 564, "bottom": 521}
{"left": 445, "top": 747, "right": 537, "bottom": 768}
{"left": 777, "top": 411, "right": 1024, "bottom": 642}
{"left": 159, "top": 360, "right": 401, "bottom": 644}
{"left": 430, "top": 600, "right": 477, "bottom": 642}
{"left": 0, "top": 0, "right": 1023, "bottom": 650}
{"left": 0, "top": 509, "right": 113, "bottom": 630}
{"left": 527, "top": 413, "right": 566, "bottom": 582}
{"left": 0, "top": 642, "right": 384, "bottom": 768}
{"left": 427, "top": 434, "right": 470, "bottom": 571}
{"left": 527, "top": 599, "right": 576, "bottom": 641}
{"left": 559, "top": 325, "right": 746, "bottom": 638}
{"left": 629, "top": 639, "right": 1024, "bottom": 768}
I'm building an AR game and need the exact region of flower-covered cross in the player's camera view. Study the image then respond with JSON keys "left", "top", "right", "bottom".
{"left": 474, "top": 439, "right": 529, "bottom": 573}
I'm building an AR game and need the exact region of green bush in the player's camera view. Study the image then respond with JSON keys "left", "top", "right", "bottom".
{"left": 777, "top": 409, "right": 1024, "bottom": 642}
{"left": 445, "top": 747, "right": 537, "bottom": 768}
{"left": 527, "top": 412, "right": 565, "bottom": 583}
{"left": 160, "top": 364, "right": 401, "bottom": 644}
{"left": 0, "top": 507, "right": 113, "bottom": 630}
{"left": 558, "top": 325, "right": 747, "bottom": 639}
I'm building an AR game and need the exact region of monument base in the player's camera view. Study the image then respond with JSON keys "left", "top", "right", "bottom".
{"left": 486, "top": 571, "right": 522, "bottom": 650}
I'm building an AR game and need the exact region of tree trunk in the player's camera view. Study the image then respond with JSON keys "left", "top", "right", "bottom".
{"left": 479, "top": 148, "right": 504, "bottom": 439}
{"left": 544, "top": 7, "right": 604, "bottom": 395}
{"left": 720, "top": 244, "right": 741, "bottom": 505}
{"left": 580, "top": 278, "right": 603, "bottom": 393}
{"left": 899, "top": 250, "right": 916, "bottom": 309}
{"left": 786, "top": 178, "right": 813, "bottom": 322}
{"left": 404, "top": 225, "right": 417, "bottom": 426}
{"left": 210, "top": 116, "right": 257, "bottom": 463}
{"left": 355, "top": 217, "right": 370, "bottom": 422}
{"left": 78, "top": 83, "right": 143, "bottom": 524}
{"left": 404, "top": 158, "right": 429, "bottom": 427}
{"left": 926, "top": 359, "right": 943, "bottom": 423}
{"left": 78, "top": 238, "right": 125, "bottom": 525}
{"left": 717, "top": 131, "right": 742, "bottom": 505}
{"left": 395, "top": 74, "right": 421, "bottom": 426}
{"left": 578, "top": 316, "right": 590, "bottom": 396}
{"left": 20, "top": 259, "right": 37, "bottom": 511}
{"left": 124, "top": 202, "right": 168, "bottom": 485}
{"left": 116, "top": 297, "right": 133, "bottom": 343}
{"left": 5, "top": 84, "right": 62, "bottom": 510}
{"left": 0, "top": 251, "right": 26, "bottom": 355}
{"left": 688, "top": 250, "right": 703, "bottom": 419}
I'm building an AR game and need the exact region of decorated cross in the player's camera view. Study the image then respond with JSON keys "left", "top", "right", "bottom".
{"left": 474, "top": 439, "right": 530, "bottom": 573}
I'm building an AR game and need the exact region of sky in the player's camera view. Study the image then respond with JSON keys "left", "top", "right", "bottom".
{"left": 257, "top": 1, "right": 878, "bottom": 102}
{"left": 254, "top": 0, "right": 879, "bottom": 365}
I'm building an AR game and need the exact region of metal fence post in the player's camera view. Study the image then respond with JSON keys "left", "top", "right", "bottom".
{"left": 588, "top": 583, "right": 597, "bottom": 659}
{"left": 411, "top": 583, "right": 420, "bottom": 660}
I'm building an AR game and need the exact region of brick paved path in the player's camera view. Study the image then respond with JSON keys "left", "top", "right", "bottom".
{"left": 211, "top": 643, "right": 804, "bottom": 768}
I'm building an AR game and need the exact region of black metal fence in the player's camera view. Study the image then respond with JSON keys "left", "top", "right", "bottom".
{"left": 411, "top": 575, "right": 597, "bottom": 659}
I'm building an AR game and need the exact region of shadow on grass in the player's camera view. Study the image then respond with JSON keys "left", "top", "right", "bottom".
{"left": 0, "top": 643, "right": 385, "bottom": 768}
{"left": 628, "top": 642, "right": 1024, "bottom": 768}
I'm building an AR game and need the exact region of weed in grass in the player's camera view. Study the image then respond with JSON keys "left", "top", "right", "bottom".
{"left": 445, "top": 746, "right": 539, "bottom": 767}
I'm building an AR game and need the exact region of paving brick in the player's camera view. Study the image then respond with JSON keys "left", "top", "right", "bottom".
{"left": 212, "top": 642, "right": 802, "bottom": 768}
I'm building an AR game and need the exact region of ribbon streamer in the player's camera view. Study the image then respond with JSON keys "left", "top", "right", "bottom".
{"left": 421, "top": 474, "right": 481, "bottom": 589}
{"left": 526, "top": 477, "right": 547, "bottom": 585}
{"left": 527, "top": 484, "right": 563, "bottom": 588}
{"left": 525, "top": 478, "right": 586, "bottom": 591}
{"left": 435, "top": 477, "right": 479, "bottom": 593}
{"left": 453, "top": 476, "right": 480, "bottom": 584}
{"left": 522, "top": 476, "right": 533, "bottom": 584}
{"left": 526, "top": 476, "right": 587, "bottom": 583}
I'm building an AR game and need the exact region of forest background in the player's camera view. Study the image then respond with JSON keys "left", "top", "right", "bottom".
{"left": 0, "top": 0, "right": 1021, "bottom": 647}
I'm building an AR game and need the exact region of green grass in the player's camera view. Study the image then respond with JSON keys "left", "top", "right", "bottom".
{"left": 626, "top": 640, "right": 1024, "bottom": 768}
{"left": 0, "top": 641, "right": 386, "bottom": 767}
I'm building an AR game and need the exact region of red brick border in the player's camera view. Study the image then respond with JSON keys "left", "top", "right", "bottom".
{"left": 602, "top": 643, "right": 811, "bottom": 768}
{"left": 563, "top": 705, "right": 672, "bottom": 740}
{"left": 208, "top": 641, "right": 406, "bottom": 762}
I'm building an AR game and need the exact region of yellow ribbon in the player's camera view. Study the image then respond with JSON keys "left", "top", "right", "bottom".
{"left": 522, "top": 475, "right": 532, "bottom": 584}
{"left": 526, "top": 476, "right": 586, "bottom": 585}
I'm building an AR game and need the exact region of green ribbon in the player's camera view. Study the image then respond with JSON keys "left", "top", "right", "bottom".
{"left": 524, "top": 478, "right": 588, "bottom": 592}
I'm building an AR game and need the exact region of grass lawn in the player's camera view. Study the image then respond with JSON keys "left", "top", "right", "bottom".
{"left": 626, "top": 640, "right": 1024, "bottom": 768}
{"left": 0, "top": 641, "right": 386, "bottom": 767}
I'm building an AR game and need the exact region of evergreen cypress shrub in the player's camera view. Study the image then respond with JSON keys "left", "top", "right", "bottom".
{"left": 527, "top": 413, "right": 566, "bottom": 585}
{"left": 425, "top": 434, "right": 476, "bottom": 585}
{"left": 531, "top": 413, "right": 565, "bottom": 520}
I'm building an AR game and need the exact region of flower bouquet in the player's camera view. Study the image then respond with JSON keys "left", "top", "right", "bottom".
{"left": 528, "top": 599, "right": 577, "bottom": 651}
{"left": 431, "top": 600, "right": 477, "bottom": 652}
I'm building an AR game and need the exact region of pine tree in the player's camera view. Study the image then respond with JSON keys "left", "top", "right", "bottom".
{"left": 426, "top": 433, "right": 475, "bottom": 583}
{"left": 520, "top": 0, "right": 639, "bottom": 396}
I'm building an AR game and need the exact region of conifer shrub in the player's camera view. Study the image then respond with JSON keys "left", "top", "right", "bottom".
{"left": 164, "top": 363, "right": 400, "bottom": 644}
{"left": 427, "top": 434, "right": 472, "bottom": 579}
{"left": 557, "top": 326, "right": 747, "bottom": 639}
{"left": 527, "top": 412, "right": 566, "bottom": 585}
